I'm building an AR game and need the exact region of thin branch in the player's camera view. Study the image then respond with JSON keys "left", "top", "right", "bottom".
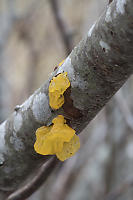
{"left": 115, "top": 90, "right": 133, "bottom": 131}
{"left": 49, "top": 0, "right": 73, "bottom": 55}
{"left": 108, "top": 0, "right": 113, "bottom": 4}
{"left": 7, "top": 157, "right": 60, "bottom": 200}
{"left": 104, "top": 178, "right": 133, "bottom": 200}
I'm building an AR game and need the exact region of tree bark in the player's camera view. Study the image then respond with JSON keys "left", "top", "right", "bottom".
{"left": 0, "top": 0, "right": 133, "bottom": 193}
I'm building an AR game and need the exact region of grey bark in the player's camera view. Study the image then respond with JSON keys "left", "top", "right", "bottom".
{"left": 0, "top": 0, "right": 133, "bottom": 194}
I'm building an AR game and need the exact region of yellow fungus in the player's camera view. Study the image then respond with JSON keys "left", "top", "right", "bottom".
{"left": 58, "top": 59, "right": 65, "bottom": 67}
{"left": 56, "top": 134, "right": 80, "bottom": 161}
{"left": 34, "top": 115, "right": 80, "bottom": 161}
{"left": 49, "top": 72, "right": 70, "bottom": 110}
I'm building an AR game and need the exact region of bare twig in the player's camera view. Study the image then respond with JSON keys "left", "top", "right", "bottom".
{"left": 108, "top": 0, "right": 113, "bottom": 4}
{"left": 49, "top": 0, "right": 73, "bottom": 55}
{"left": 7, "top": 157, "right": 60, "bottom": 200}
{"left": 115, "top": 90, "right": 133, "bottom": 131}
{"left": 12, "top": 1, "right": 46, "bottom": 98}
{"left": 104, "top": 178, "right": 133, "bottom": 200}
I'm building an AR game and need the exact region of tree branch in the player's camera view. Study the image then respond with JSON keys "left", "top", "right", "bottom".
{"left": 7, "top": 157, "right": 60, "bottom": 200}
{"left": 49, "top": 0, "right": 73, "bottom": 55}
{"left": 115, "top": 90, "right": 133, "bottom": 131}
{"left": 0, "top": 0, "right": 133, "bottom": 195}
{"left": 104, "top": 177, "right": 133, "bottom": 200}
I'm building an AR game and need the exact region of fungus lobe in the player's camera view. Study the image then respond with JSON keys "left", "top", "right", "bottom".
{"left": 34, "top": 115, "right": 80, "bottom": 161}
{"left": 49, "top": 72, "right": 70, "bottom": 110}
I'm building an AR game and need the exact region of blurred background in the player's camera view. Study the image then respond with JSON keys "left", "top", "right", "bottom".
{"left": 1, "top": 0, "right": 133, "bottom": 200}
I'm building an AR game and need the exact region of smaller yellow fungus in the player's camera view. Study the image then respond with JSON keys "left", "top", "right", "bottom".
{"left": 49, "top": 72, "right": 70, "bottom": 110}
{"left": 58, "top": 59, "right": 65, "bottom": 67}
{"left": 34, "top": 115, "right": 80, "bottom": 161}
{"left": 53, "top": 60, "right": 65, "bottom": 71}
